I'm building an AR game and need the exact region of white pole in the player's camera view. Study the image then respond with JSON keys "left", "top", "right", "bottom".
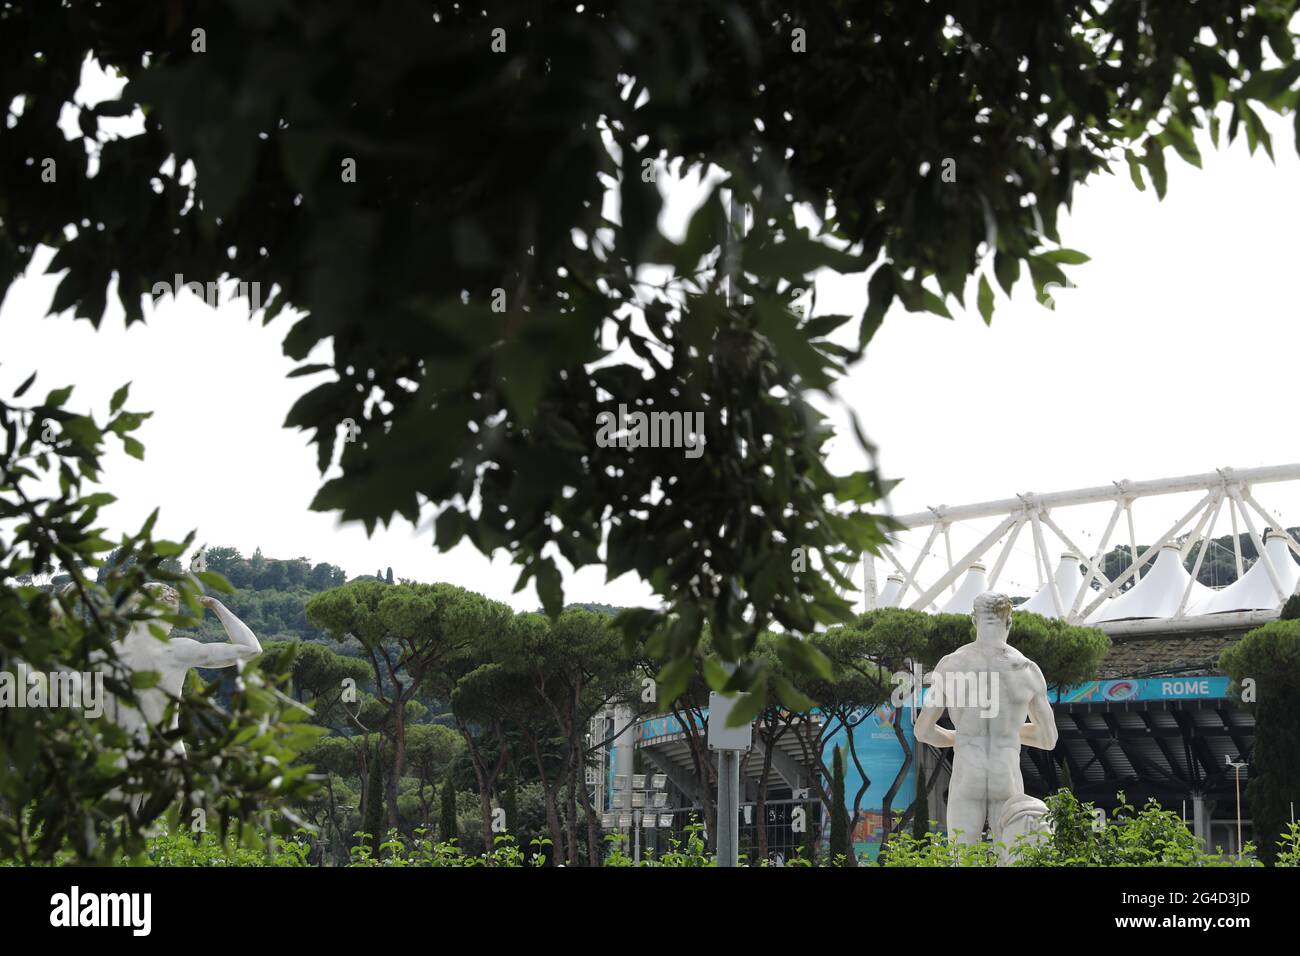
{"left": 1179, "top": 492, "right": 1220, "bottom": 562}
{"left": 1126, "top": 501, "right": 1141, "bottom": 584}
{"left": 907, "top": 515, "right": 1019, "bottom": 611}
{"left": 943, "top": 525, "right": 955, "bottom": 595}
{"left": 1229, "top": 487, "right": 1287, "bottom": 601}
{"left": 878, "top": 545, "right": 916, "bottom": 600}
{"left": 1225, "top": 757, "right": 1246, "bottom": 859}
{"left": 1229, "top": 497, "right": 1245, "bottom": 580}
{"left": 1030, "top": 511, "right": 1065, "bottom": 617}
{"left": 906, "top": 525, "right": 944, "bottom": 600}
{"left": 1178, "top": 493, "right": 1224, "bottom": 616}
{"left": 1040, "top": 511, "right": 1106, "bottom": 586}
{"left": 1072, "top": 499, "right": 1125, "bottom": 618}
{"left": 863, "top": 556, "right": 878, "bottom": 612}
{"left": 1236, "top": 766, "right": 1243, "bottom": 859}
{"left": 987, "top": 517, "right": 1026, "bottom": 590}
{"left": 1078, "top": 493, "right": 1214, "bottom": 620}
{"left": 1242, "top": 490, "right": 1300, "bottom": 563}
{"left": 1031, "top": 513, "right": 1046, "bottom": 590}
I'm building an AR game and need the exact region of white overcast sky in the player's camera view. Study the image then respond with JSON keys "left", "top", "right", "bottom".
{"left": 3, "top": 64, "right": 1299, "bottom": 610}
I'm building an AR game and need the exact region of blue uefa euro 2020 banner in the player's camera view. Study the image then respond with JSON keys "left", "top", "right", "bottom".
{"left": 630, "top": 675, "right": 1230, "bottom": 859}
{"left": 1052, "top": 675, "right": 1231, "bottom": 704}
{"left": 824, "top": 703, "right": 918, "bottom": 859}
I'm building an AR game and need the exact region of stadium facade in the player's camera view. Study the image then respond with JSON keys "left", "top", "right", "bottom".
{"left": 592, "top": 466, "right": 1299, "bottom": 860}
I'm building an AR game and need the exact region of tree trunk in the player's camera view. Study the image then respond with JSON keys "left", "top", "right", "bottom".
{"left": 564, "top": 684, "right": 582, "bottom": 865}
{"left": 478, "top": 786, "right": 495, "bottom": 854}
{"left": 388, "top": 698, "right": 406, "bottom": 830}
{"left": 418, "top": 783, "right": 431, "bottom": 829}
{"left": 676, "top": 705, "right": 717, "bottom": 850}
{"left": 880, "top": 713, "right": 914, "bottom": 845}
{"left": 530, "top": 733, "right": 565, "bottom": 865}
{"left": 844, "top": 716, "right": 872, "bottom": 827}
{"left": 324, "top": 774, "right": 340, "bottom": 866}
{"left": 544, "top": 788, "right": 565, "bottom": 864}
{"left": 564, "top": 745, "right": 580, "bottom": 865}
{"left": 457, "top": 717, "right": 502, "bottom": 854}
{"left": 579, "top": 774, "right": 602, "bottom": 866}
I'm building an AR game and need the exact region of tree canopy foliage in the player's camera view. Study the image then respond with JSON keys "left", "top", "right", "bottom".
{"left": 6, "top": 1, "right": 1297, "bottom": 693}
{"left": 1220, "top": 619, "right": 1300, "bottom": 865}
{"left": 305, "top": 579, "right": 510, "bottom": 828}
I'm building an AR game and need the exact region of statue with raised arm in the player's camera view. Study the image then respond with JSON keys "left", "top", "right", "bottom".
{"left": 102, "top": 584, "right": 263, "bottom": 755}
{"left": 913, "top": 591, "right": 1058, "bottom": 862}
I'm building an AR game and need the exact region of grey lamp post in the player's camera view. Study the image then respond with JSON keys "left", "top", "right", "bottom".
{"left": 604, "top": 772, "right": 670, "bottom": 864}
{"left": 1225, "top": 756, "right": 1248, "bottom": 858}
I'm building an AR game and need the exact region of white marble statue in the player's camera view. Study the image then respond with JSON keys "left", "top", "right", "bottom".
{"left": 914, "top": 591, "right": 1057, "bottom": 862}
{"left": 100, "top": 584, "right": 263, "bottom": 754}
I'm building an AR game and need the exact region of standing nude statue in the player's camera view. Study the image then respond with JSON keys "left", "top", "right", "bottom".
{"left": 100, "top": 584, "right": 263, "bottom": 755}
{"left": 913, "top": 591, "right": 1058, "bottom": 860}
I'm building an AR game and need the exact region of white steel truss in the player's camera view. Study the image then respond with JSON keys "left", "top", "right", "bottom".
{"left": 866, "top": 464, "right": 1300, "bottom": 635}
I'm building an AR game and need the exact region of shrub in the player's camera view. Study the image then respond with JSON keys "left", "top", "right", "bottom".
{"left": 1275, "top": 822, "right": 1300, "bottom": 866}
{"left": 1220, "top": 619, "right": 1300, "bottom": 864}
{"left": 605, "top": 823, "right": 716, "bottom": 867}
{"left": 883, "top": 790, "right": 1258, "bottom": 867}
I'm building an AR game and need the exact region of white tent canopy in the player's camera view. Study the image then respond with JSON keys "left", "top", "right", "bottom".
{"left": 939, "top": 563, "right": 987, "bottom": 614}
{"left": 1191, "top": 533, "right": 1300, "bottom": 614}
{"left": 878, "top": 574, "right": 906, "bottom": 609}
{"left": 1088, "top": 543, "right": 1213, "bottom": 623}
{"left": 1019, "top": 553, "right": 1088, "bottom": 619}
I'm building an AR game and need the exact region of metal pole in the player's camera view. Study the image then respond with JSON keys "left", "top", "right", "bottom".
{"left": 1030, "top": 510, "right": 1065, "bottom": 615}
{"left": 987, "top": 518, "right": 1025, "bottom": 589}
{"left": 943, "top": 525, "right": 955, "bottom": 594}
{"left": 906, "top": 514, "right": 1019, "bottom": 610}
{"left": 1228, "top": 488, "right": 1287, "bottom": 601}
{"left": 1126, "top": 502, "right": 1141, "bottom": 584}
{"left": 1229, "top": 498, "right": 1245, "bottom": 580}
{"left": 717, "top": 750, "right": 739, "bottom": 867}
{"left": 1226, "top": 758, "right": 1247, "bottom": 859}
{"left": 633, "top": 810, "right": 641, "bottom": 864}
{"left": 1077, "top": 493, "right": 1214, "bottom": 620}
{"left": 1178, "top": 493, "right": 1224, "bottom": 616}
{"left": 713, "top": 656, "right": 742, "bottom": 868}
{"left": 1236, "top": 766, "right": 1243, "bottom": 858}
{"left": 1242, "top": 490, "right": 1300, "bottom": 563}
{"left": 1072, "top": 500, "right": 1124, "bottom": 617}
{"left": 863, "top": 556, "right": 878, "bottom": 612}
{"left": 905, "top": 524, "right": 944, "bottom": 602}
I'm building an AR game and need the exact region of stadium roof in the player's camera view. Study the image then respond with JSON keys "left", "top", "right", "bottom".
{"left": 1019, "top": 552, "right": 1088, "bottom": 619}
{"left": 938, "top": 563, "right": 986, "bottom": 614}
{"left": 878, "top": 574, "right": 905, "bottom": 608}
{"left": 1192, "top": 532, "right": 1300, "bottom": 614}
{"left": 1088, "top": 544, "right": 1212, "bottom": 623}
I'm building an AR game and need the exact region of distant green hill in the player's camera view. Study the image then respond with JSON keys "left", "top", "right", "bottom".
{"left": 568, "top": 602, "right": 621, "bottom": 616}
